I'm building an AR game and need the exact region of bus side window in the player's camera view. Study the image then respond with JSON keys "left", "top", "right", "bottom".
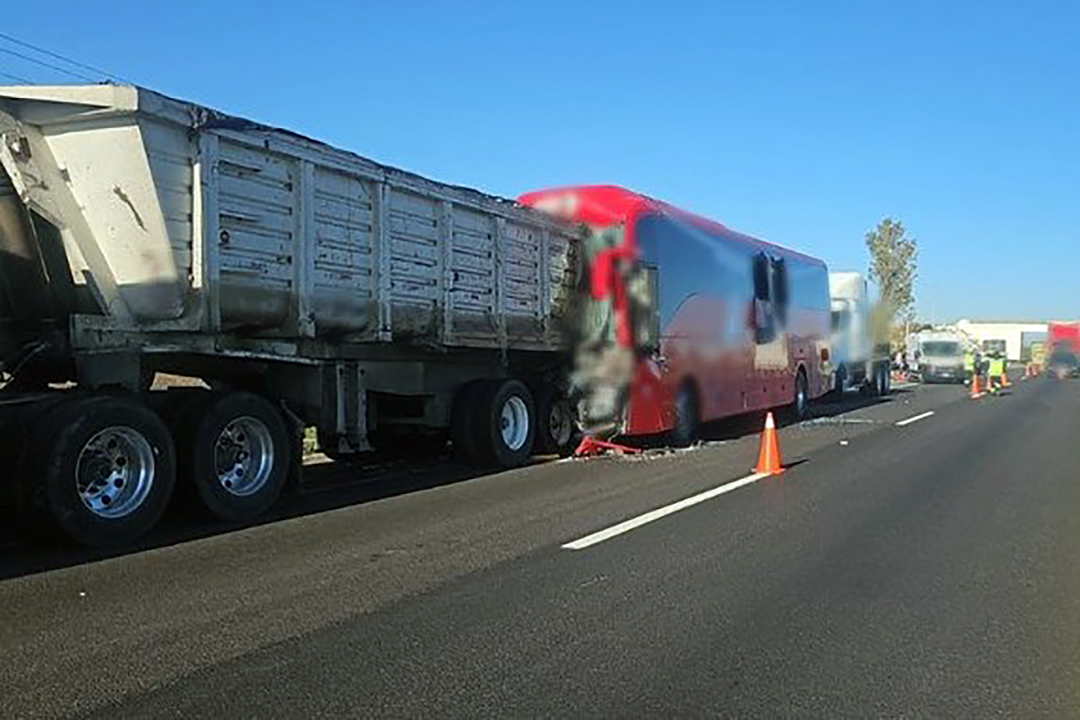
{"left": 630, "top": 263, "right": 661, "bottom": 355}
{"left": 752, "top": 253, "right": 770, "bottom": 302}
{"left": 751, "top": 253, "right": 776, "bottom": 344}
{"left": 630, "top": 219, "right": 661, "bottom": 355}
{"left": 771, "top": 257, "right": 789, "bottom": 326}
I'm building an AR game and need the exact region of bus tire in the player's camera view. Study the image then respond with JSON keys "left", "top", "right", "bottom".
{"left": 793, "top": 368, "right": 811, "bottom": 420}
{"left": 472, "top": 379, "right": 536, "bottom": 468}
{"left": 671, "top": 382, "right": 700, "bottom": 448}
{"left": 177, "top": 392, "right": 290, "bottom": 523}
{"left": 25, "top": 395, "right": 176, "bottom": 547}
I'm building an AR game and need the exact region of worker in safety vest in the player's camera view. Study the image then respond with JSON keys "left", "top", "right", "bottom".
{"left": 974, "top": 350, "right": 988, "bottom": 389}
{"left": 987, "top": 352, "right": 1006, "bottom": 392}
{"left": 964, "top": 349, "right": 977, "bottom": 385}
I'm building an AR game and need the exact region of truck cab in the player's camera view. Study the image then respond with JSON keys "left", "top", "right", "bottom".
{"left": 828, "top": 272, "right": 891, "bottom": 396}
{"left": 916, "top": 332, "right": 966, "bottom": 384}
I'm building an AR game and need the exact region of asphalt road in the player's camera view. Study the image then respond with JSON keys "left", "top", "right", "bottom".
{"left": 2, "top": 376, "right": 1078, "bottom": 718}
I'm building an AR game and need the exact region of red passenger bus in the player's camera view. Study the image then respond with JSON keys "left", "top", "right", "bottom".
{"left": 520, "top": 185, "right": 832, "bottom": 444}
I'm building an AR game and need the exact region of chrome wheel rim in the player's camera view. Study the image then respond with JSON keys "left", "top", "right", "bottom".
{"left": 500, "top": 396, "right": 530, "bottom": 452}
{"left": 76, "top": 427, "right": 156, "bottom": 519}
{"left": 215, "top": 416, "right": 275, "bottom": 497}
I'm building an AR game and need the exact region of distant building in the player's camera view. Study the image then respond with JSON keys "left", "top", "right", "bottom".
{"left": 954, "top": 320, "right": 1049, "bottom": 361}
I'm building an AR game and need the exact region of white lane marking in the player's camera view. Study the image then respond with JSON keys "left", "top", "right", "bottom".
{"left": 892, "top": 381, "right": 920, "bottom": 390}
{"left": 895, "top": 410, "right": 935, "bottom": 427}
{"left": 562, "top": 472, "right": 771, "bottom": 551}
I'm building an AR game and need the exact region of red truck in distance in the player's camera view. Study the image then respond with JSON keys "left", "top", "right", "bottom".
{"left": 1046, "top": 322, "right": 1080, "bottom": 378}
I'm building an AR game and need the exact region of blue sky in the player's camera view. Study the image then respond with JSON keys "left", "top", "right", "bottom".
{"left": 3, "top": 1, "right": 1076, "bottom": 321}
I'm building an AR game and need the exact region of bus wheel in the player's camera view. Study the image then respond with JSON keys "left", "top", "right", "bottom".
{"left": 26, "top": 396, "right": 176, "bottom": 546}
{"left": 535, "top": 387, "right": 577, "bottom": 456}
{"left": 472, "top": 379, "right": 536, "bottom": 468}
{"left": 794, "top": 370, "right": 811, "bottom": 420}
{"left": 672, "top": 383, "right": 700, "bottom": 448}
{"left": 177, "top": 392, "right": 290, "bottom": 522}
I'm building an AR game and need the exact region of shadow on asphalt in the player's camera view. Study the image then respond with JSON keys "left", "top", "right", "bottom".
{"left": 0, "top": 388, "right": 912, "bottom": 581}
{"left": 0, "top": 454, "right": 498, "bottom": 581}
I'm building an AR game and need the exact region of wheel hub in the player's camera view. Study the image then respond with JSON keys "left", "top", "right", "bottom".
{"left": 500, "top": 396, "right": 530, "bottom": 451}
{"left": 76, "top": 427, "right": 156, "bottom": 519}
{"left": 214, "top": 416, "right": 275, "bottom": 497}
{"left": 548, "top": 402, "right": 572, "bottom": 446}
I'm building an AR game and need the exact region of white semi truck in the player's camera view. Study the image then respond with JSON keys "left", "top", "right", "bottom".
{"left": 828, "top": 272, "right": 892, "bottom": 397}
{"left": 0, "top": 84, "right": 583, "bottom": 545}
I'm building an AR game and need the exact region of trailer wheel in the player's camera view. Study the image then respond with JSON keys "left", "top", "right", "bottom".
{"left": 25, "top": 396, "right": 176, "bottom": 546}
{"left": 671, "top": 382, "right": 700, "bottom": 448}
{"left": 178, "top": 392, "right": 290, "bottom": 522}
{"left": 451, "top": 380, "right": 486, "bottom": 462}
{"left": 472, "top": 379, "right": 536, "bottom": 467}
{"left": 864, "top": 364, "right": 881, "bottom": 397}
{"left": 534, "top": 386, "right": 577, "bottom": 456}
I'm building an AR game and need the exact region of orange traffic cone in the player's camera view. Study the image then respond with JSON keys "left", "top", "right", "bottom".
{"left": 970, "top": 373, "right": 982, "bottom": 398}
{"left": 753, "top": 411, "right": 784, "bottom": 476}
{"left": 1002, "top": 371, "right": 1011, "bottom": 388}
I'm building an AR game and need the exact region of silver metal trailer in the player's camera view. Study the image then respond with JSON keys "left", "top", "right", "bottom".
{"left": 0, "top": 84, "right": 583, "bottom": 545}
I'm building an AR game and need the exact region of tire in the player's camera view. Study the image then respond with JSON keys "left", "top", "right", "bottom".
{"left": 22, "top": 395, "right": 176, "bottom": 546}
{"left": 671, "top": 382, "right": 700, "bottom": 448}
{"left": 867, "top": 365, "right": 883, "bottom": 396}
{"left": 793, "top": 369, "right": 811, "bottom": 420}
{"left": 451, "top": 380, "right": 486, "bottom": 462}
{"left": 831, "top": 364, "right": 847, "bottom": 400}
{"left": 534, "top": 386, "right": 577, "bottom": 456}
{"left": 177, "top": 392, "right": 290, "bottom": 522}
{"left": 879, "top": 365, "right": 891, "bottom": 396}
{"left": 472, "top": 379, "right": 536, "bottom": 467}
